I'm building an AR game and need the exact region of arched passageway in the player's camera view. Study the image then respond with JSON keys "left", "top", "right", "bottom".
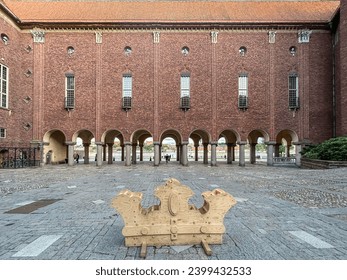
{"left": 218, "top": 129, "right": 239, "bottom": 165}
{"left": 189, "top": 129, "right": 211, "bottom": 165}
{"left": 43, "top": 130, "right": 67, "bottom": 164}
{"left": 71, "top": 130, "right": 94, "bottom": 165}
{"left": 248, "top": 130, "right": 270, "bottom": 165}
{"left": 130, "top": 129, "right": 153, "bottom": 166}
{"left": 160, "top": 129, "right": 182, "bottom": 164}
{"left": 102, "top": 130, "right": 124, "bottom": 164}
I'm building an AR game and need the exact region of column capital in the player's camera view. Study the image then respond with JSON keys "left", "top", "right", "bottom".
{"left": 265, "top": 141, "right": 277, "bottom": 145}
{"left": 153, "top": 141, "right": 161, "bottom": 145}
{"left": 65, "top": 141, "right": 76, "bottom": 146}
{"left": 181, "top": 141, "right": 189, "bottom": 145}
{"left": 237, "top": 141, "right": 247, "bottom": 145}
{"left": 124, "top": 141, "right": 132, "bottom": 146}
{"left": 94, "top": 141, "right": 104, "bottom": 146}
{"left": 210, "top": 141, "right": 218, "bottom": 146}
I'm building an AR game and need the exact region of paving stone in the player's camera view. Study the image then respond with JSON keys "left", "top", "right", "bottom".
{"left": 0, "top": 163, "right": 346, "bottom": 260}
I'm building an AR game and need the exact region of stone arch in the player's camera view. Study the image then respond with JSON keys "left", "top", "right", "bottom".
{"left": 43, "top": 130, "right": 67, "bottom": 164}
{"left": 72, "top": 129, "right": 95, "bottom": 164}
{"left": 188, "top": 129, "right": 211, "bottom": 164}
{"left": 160, "top": 129, "right": 183, "bottom": 162}
{"left": 247, "top": 129, "right": 270, "bottom": 164}
{"left": 130, "top": 129, "right": 153, "bottom": 164}
{"left": 275, "top": 129, "right": 299, "bottom": 157}
{"left": 218, "top": 129, "right": 240, "bottom": 164}
{"left": 102, "top": 129, "right": 125, "bottom": 164}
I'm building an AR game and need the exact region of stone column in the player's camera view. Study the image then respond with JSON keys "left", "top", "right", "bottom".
{"left": 194, "top": 145, "right": 199, "bottom": 161}
{"left": 238, "top": 141, "right": 246, "bottom": 167}
{"left": 159, "top": 144, "right": 162, "bottom": 162}
{"left": 139, "top": 144, "right": 144, "bottom": 161}
{"left": 210, "top": 141, "right": 217, "bottom": 166}
{"left": 132, "top": 143, "right": 137, "bottom": 164}
{"left": 154, "top": 142, "right": 160, "bottom": 166}
{"left": 227, "top": 143, "right": 234, "bottom": 164}
{"left": 66, "top": 142, "right": 76, "bottom": 166}
{"left": 176, "top": 145, "right": 180, "bottom": 161}
{"left": 121, "top": 144, "right": 125, "bottom": 161}
{"left": 286, "top": 145, "right": 292, "bottom": 157}
{"left": 103, "top": 145, "right": 106, "bottom": 161}
{"left": 294, "top": 142, "right": 302, "bottom": 167}
{"left": 203, "top": 143, "right": 209, "bottom": 164}
{"left": 107, "top": 143, "right": 113, "bottom": 164}
{"left": 274, "top": 144, "right": 280, "bottom": 157}
{"left": 181, "top": 141, "right": 188, "bottom": 166}
{"left": 83, "top": 143, "right": 90, "bottom": 164}
{"left": 95, "top": 142, "right": 103, "bottom": 166}
{"left": 250, "top": 143, "right": 257, "bottom": 164}
{"left": 124, "top": 142, "right": 132, "bottom": 166}
{"left": 266, "top": 141, "right": 276, "bottom": 166}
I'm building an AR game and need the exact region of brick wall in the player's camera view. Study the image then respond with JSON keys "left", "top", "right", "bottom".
{"left": 0, "top": 14, "right": 34, "bottom": 147}
{"left": 0, "top": 15, "right": 338, "bottom": 147}
{"left": 339, "top": 0, "right": 347, "bottom": 136}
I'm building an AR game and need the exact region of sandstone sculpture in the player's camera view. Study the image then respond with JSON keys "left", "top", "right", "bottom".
{"left": 111, "top": 178, "right": 237, "bottom": 257}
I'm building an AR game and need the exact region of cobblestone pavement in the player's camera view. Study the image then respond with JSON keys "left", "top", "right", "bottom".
{"left": 0, "top": 162, "right": 346, "bottom": 260}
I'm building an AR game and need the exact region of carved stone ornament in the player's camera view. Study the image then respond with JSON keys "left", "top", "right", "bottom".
{"left": 298, "top": 29, "right": 312, "bottom": 43}
{"left": 31, "top": 30, "right": 45, "bottom": 43}
{"left": 268, "top": 31, "right": 276, "bottom": 44}
{"left": 153, "top": 31, "right": 160, "bottom": 44}
{"left": 211, "top": 31, "right": 218, "bottom": 44}
{"left": 111, "top": 178, "right": 237, "bottom": 257}
{"left": 95, "top": 31, "right": 102, "bottom": 44}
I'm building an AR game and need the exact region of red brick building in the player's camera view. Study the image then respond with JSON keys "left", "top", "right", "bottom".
{"left": 0, "top": 0, "right": 345, "bottom": 167}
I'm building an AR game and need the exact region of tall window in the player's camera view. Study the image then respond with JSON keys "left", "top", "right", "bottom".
{"left": 180, "top": 73, "right": 190, "bottom": 110}
{"left": 238, "top": 74, "right": 248, "bottom": 109}
{"left": 1, "top": 64, "right": 8, "bottom": 108}
{"left": 0, "top": 128, "right": 6, "bottom": 138}
{"left": 122, "top": 74, "right": 132, "bottom": 110}
{"left": 288, "top": 73, "right": 299, "bottom": 109}
{"left": 65, "top": 74, "right": 75, "bottom": 109}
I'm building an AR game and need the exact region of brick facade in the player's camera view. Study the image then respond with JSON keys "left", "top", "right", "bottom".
{"left": 0, "top": 1, "right": 345, "bottom": 167}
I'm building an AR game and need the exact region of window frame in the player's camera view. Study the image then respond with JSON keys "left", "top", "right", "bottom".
{"left": 65, "top": 73, "right": 75, "bottom": 109}
{"left": 1, "top": 64, "right": 9, "bottom": 109}
{"left": 122, "top": 74, "right": 132, "bottom": 110}
{"left": 122, "top": 74, "right": 132, "bottom": 98}
{"left": 0, "top": 128, "right": 6, "bottom": 138}
{"left": 288, "top": 73, "right": 299, "bottom": 110}
{"left": 238, "top": 73, "right": 248, "bottom": 109}
{"left": 180, "top": 73, "right": 190, "bottom": 98}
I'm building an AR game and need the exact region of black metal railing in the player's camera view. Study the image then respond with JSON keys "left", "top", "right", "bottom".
{"left": 180, "top": 96, "right": 190, "bottom": 110}
{"left": 0, "top": 147, "right": 39, "bottom": 169}
{"left": 122, "top": 96, "right": 132, "bottom": 110}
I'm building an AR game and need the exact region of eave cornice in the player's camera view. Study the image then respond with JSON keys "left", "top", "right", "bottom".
{"left": 18, "top": 21, "right": 332, "bottom": 32}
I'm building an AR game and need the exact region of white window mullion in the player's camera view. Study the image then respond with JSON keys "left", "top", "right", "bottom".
{"left": 122, "top": 75, "right": 132, "bottom": 97}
